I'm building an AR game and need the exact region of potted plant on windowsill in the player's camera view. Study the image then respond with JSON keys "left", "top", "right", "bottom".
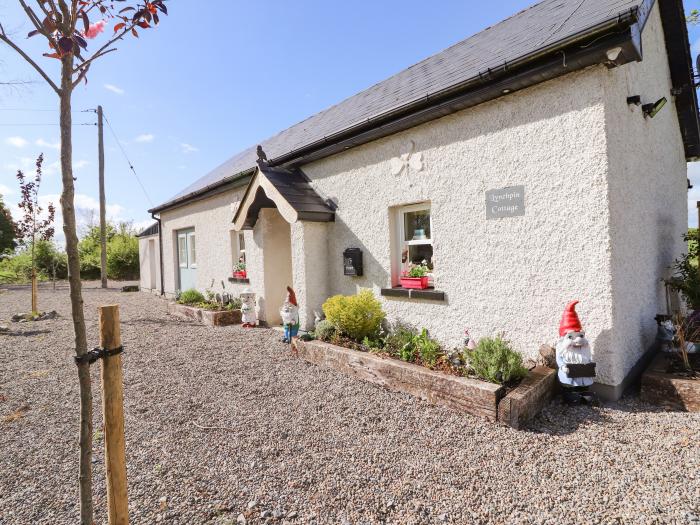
{"left": 400, "top": 263, "right": 430, "bottom": 289}
{"left": 233, "top": 261, "right": 247, "bottom": 279}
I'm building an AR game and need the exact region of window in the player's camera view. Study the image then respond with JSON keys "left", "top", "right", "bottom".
{"left": 393, "top": 203, "right": 434, "bottom": 286}
{"left": 231, "top": 230, "right": 246, "bottom": 268}
{"left": 177, "top": 233, "right": 187, "bottom": 268}
{"left": 187, "top": 231, "right": 197, "bottom": 268}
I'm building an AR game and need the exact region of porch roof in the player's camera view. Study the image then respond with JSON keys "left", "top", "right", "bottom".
{"left": 232, "top": 164, "right": 335, "bottom": 230}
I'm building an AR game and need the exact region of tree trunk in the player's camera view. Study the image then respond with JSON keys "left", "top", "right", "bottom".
{"left": 60, "top": 56, "right": 94, "bottom": 525}
{"left": 31, "top": 239, "right": 37, "bottom": 312}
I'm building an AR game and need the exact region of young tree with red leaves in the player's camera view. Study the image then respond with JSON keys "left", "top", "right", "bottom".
{"left": 0, "top": 2, "right": 167, "bottom": 522}
{"left": 15, "top": 154, "right": 56, "bottom": 313}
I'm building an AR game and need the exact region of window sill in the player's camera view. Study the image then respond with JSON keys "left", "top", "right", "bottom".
{"left": 228, "top": 277, "right": 250, "bottom": 284}
{"left": 380, "top": 287, "right": 445, "bottom": 301}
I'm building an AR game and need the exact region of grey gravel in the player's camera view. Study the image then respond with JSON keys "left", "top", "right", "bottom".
{"left": 1, "top": 281, "right": 699, "bottom": 524}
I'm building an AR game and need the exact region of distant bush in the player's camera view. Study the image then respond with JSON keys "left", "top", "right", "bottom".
{"left": 0, "top": 240, "right": 67, "bottom": 284}
{"left": 107, "top": 234, "right": 138, "bottom": 280}
{"left": 314, "top": 319, "right": 336, "bottom": 341}
{"left": 178, "top": 289, "right": 205, "bottom": 305}
{"left": 464, "top": 336, "right": 527, "bottom": 385}
{"left": 322, "top": 290, "right": 386, "bottom": 342}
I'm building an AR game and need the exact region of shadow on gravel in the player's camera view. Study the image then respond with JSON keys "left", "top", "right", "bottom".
{"left": 1, "top": 330, "right": 51, "bottom": 337}
{"left": 525, "top": 397, "right": 612, "bottom": 436}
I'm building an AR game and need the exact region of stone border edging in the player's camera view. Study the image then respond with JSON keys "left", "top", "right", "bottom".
{"left": 167, "top": 302, "right": 242, "bottom": 326}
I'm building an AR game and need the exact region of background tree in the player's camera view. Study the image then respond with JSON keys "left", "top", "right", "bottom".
{"left": 0, "top": 193, "right": 17, "bottom": 256}
{"left": 0, "top": 2, "right": 167, "bottom": 523}
{"left": 15, "top": 154, "right": 56, "bottom": 313}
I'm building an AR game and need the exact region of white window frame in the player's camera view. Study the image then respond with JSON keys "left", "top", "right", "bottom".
{"left": 231, "top": 230, "right": 246, "bottom": 267}
{"left": 177, "top": 232, "right": 188, "bottom": 269}
{"left": 187, "top": 231, "right": 197, "bottom": 268}
{"left": 393, "top": 202, "right": 434, "bottom": 286}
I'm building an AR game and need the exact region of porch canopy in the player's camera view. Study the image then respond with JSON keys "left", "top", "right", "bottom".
{"left": 232, "top": 162, "right": 335, "bottom": 230}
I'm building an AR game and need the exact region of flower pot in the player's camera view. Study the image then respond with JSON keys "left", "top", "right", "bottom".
{"left": 233, "top": 270, "right": 247, "bottom": 279}
{"left": 400, "top": 276, "right": 429, "bottom": 289}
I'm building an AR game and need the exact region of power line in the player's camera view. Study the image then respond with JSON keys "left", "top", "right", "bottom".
{"left": 101, "top": 110, "right": 154, "bottom": 207}
{"left": 0, "top": 122, "right": 95, "bottom": 126}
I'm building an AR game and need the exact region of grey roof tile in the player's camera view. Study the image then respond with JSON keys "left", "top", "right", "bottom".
{"left": 156, "top": 0, "right": 642, "bottom": 210}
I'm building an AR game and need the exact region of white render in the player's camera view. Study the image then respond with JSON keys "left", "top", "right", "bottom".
{"left": 145, "top": 4, "right": 688, "bottom": 393}
{"left": 138, "top": 232, "right": 161, "bottom": 294}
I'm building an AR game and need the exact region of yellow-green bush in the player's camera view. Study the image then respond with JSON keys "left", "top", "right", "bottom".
{"left": 322, "top": 289, "right": 385, "bottom": 342}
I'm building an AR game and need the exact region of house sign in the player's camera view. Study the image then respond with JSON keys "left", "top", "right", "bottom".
{"left": 485, "top": 185, "right": 525, "bottom": 219}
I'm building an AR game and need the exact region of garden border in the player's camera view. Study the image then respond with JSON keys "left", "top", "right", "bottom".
{"left": 167, "top": 302, "right": 242, "bottom": 326}
{"left": 640, "top": 353, "right": 700, "bottom": 412}
{"left": 292, "top": 338, "right": 556, "bottom": 427}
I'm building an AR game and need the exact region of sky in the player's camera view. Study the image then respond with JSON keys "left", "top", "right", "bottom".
{"left": 2, "top": 0, "right": 700, "bottom": 244}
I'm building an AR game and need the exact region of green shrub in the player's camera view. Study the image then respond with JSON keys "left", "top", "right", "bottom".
{"left": 106, "top": 234, "right": 139, "bottom": 280}
{"left": 227, "top": 297, "right": 242, "bottom": 310}
{"left": 314, "top": 319, "right": 336, "bottom": 341}
{"left": 178, "top": 289, "right": 205, "bottom": 305}
{"left": 322, "top": 290, "right": 385, "bottom": 342}
{"left": 407, "top": 264, "right": 429, "bottom": 277}
{"left": 666, "top": 230, "right": 700, "bottom": 310}
{"left": 465, "top": 336, "right": 527, "bottom": 385}
{"left": 383, "top": 322, "right": 418, "bottom": 358}
{"left": 413, "top": 328, "right": 442, "bottom": 367}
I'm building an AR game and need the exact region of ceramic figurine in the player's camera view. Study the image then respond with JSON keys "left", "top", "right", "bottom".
{"left": 280, "top": 286, "right": 300, "bottom": 344}
{"left": 240, "top": 289, "right": 257, "bottom": 328}
{"left": 555, "top": 300, "right": 596, "bottom": 405}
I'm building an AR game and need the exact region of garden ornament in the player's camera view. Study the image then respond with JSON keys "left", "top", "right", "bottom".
{"left": 555, "top": 300, "right": 596, "bottom": 405}
{"left": 240, "top": 288, "right": 257, "bottom": 328}
{"left": 280, "top": 286, "right": 300, "bottom": 344}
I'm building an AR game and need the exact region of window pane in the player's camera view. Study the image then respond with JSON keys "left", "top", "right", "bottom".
{"left": 238, "top": 232, "right": 245, "bottom": 251}
{"left": 408, "top": 244, "right": 433, "bottom": 270}
{"left": 404, "top": 209, "right": 431, "bottom": 241}
{"left": 178, "top": 236, "right": 187, "bottom": 266}
{"left": 189, "top": 234, "right": 196, "bottom": 265}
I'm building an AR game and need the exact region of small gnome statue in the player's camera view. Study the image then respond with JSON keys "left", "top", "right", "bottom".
{"left": 555, "top": 300, "right": 596, "bottom": 405}
{"left": 280, "top": 286, "right": 300, "bottom": 344}
{"left": 240, "top": 289, "right": 257, "bottom": 328}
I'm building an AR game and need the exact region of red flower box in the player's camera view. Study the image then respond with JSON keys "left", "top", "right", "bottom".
{"left": 400, "top": 276, "right": 429, "bottom": 289}
{"left": 233, "top": 270, "right": 247, "bottom": 279}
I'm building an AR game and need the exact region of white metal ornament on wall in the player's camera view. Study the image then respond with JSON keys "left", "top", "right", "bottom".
{"left": 390, "top": 140, "right": 423, "bottom": 177}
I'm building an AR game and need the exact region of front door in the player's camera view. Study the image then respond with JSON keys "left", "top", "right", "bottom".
{"left": 177, "top": 228, "right": 197, "bottom": 291}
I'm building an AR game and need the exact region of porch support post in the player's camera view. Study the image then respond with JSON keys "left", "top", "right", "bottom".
{"left": 291, "top": 221, "right": 329, "bottom": 331}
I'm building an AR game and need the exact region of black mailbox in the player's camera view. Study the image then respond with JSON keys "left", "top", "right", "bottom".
{"left": 343, "top": 248, "right": 363, "bottom": 276}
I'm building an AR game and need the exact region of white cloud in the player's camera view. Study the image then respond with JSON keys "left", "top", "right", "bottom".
{"left": 104, "top": 83, "right": 125, "bottom": 95}
{"left": 5, "top": 136, "right": 28, "bottom": 148}
{"left": 0, "top": 184, "right": 13, "bottom": 197}
{"left": 35, "top": 138, "right": 60, "bottom": 150}
{"left": 135, "top": 133, "right": 154, "bottom": 143}
{"left": 180, "top": 143, "right": 198, "bottom": 153}
{"left": 73, "top": 159, "right": 89, "bottom": 170}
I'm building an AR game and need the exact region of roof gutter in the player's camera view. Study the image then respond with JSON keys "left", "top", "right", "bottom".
{"left": 150, "top": 6, "right": 648, "bottom": 214}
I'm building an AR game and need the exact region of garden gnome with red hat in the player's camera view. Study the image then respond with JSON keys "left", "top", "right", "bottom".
{"left": 555, "top": 300, "right": 596, "bottom": 405}
{"left": 280, "top": 286, "right": 300, "bottom": 344}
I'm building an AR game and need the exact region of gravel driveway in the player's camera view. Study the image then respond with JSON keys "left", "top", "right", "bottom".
{"left": 0, "top": 282, "right": 699, "bottom": 525}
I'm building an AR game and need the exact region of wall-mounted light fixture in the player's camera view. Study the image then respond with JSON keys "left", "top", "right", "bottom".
{"left": 642, "top": 97, "right": 667, "bottom": 118}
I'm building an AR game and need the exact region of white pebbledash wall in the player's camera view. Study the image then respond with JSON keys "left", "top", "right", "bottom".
{"left": 153, "top": 4, "right": 686, "bottom": 393}
{"left": 138, "top": 232, "right": 161, "bottom": 293}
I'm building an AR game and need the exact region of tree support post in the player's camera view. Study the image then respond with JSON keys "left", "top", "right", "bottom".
{"left": 99, "top": 305, "right": 129, "bottom": 525}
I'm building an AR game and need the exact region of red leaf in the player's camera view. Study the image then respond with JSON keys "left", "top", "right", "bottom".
{"left": 119, "top": 7, "right": 135, "bottom": 13}
{"left": 137, "top": 21, "right": 150, "bottom": 29}
{"left": 42, "top": 52, "right": 61, "bottom": 59}
{"left": 27, "top": 29, "right": 40, "bottom": 38}
{"left": 113, "top": 22, "right": 126, "bottom": 33}
{"left": 131, "top": 27, "right": 139, "bottom": 38}
{"left": 80, "top": 11, "right": 89, "bottom": 33}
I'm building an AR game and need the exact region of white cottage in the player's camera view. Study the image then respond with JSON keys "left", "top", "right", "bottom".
{"left": 139, "top": 0, "right": 699, "bottom": 399}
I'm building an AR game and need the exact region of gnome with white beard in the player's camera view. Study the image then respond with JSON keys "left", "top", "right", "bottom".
{"left": 556, "top": 300, "right": 596, "bottom": 405}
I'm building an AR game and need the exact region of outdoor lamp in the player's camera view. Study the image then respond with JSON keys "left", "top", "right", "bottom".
{"left": 642, "top": 97, "right": 667, "bottom": 118}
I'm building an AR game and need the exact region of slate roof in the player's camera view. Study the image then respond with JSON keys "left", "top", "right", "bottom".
{"left": 136, "top": 222, "right": 159, "bottom": 237}
{"left": 153, "top": 0, "right": 647, "bottom": 212}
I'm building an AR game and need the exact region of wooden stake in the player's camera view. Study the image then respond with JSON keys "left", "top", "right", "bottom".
{"left": 99, "top": 305, "right": 129, "bottom": 525}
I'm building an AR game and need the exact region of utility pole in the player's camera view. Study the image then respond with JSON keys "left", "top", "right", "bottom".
{"left": 98, "top": 105, "right": 107, "bottom": 289}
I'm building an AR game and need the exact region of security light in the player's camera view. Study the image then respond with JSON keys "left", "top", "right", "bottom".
{"left": 626, "top": 95, "right": 641, "bottom": 106}
{"left": 642, "top": 97, "right": 667, "bottom": 118}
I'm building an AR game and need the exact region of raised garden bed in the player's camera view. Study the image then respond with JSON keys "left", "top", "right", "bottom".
{"left": 292, "top": 338, "right": 555, "bottom": 427}
{"left": 167, "top": 302, "right": 242, "bottom": 327}
{"left": 641, "top": 353, "right": 699, "bottom": 412}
